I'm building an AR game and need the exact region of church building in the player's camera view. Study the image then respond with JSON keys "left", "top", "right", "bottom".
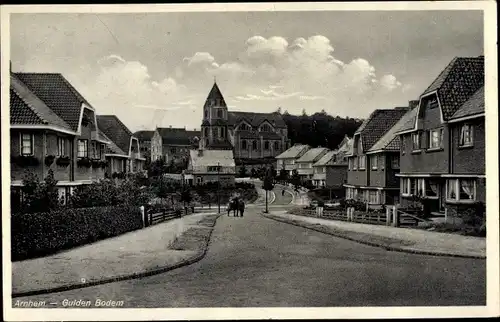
{"left": 199, "top": 82, "right": 290, "bottom": 169}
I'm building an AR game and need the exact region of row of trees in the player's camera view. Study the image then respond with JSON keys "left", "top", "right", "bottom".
{"left": 279, "top": 109, "right": 362, "bottom": 150}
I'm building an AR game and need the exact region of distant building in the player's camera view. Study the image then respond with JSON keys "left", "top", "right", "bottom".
{"left": 199, "top": 82, "right": 290, "bottom": 168}
{"left": 151, "top": 126, "right": 200, "bottom": 163}
{"left": 312, "top": 136, "right": 352, "bottom": 190}
{"left": 133, "top": 130, "right": 155, "bottom": 162}
{"left": 96, "top": 115, "right": 146, "bottom": 178}
{"left": 275, "top": 144, "right": 311, "bottom": 176}
{"left": 295, "top": 147, "right": 330, "bottom": 184}
{"left": 396, "top": 56, "right": 485, "bottom": 216}
{"left": 186, "top": 149, "right": 236, "bottom": 186}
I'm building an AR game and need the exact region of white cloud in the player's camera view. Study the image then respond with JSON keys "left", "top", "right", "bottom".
{"left": 379, "top": 74, "right": 402, "bottom": 91}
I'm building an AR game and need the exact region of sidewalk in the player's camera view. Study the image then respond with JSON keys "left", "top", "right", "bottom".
{"left": 12, "top": 212, "right": 221, "bottom": 297}
{"left": 263, "top": 211, "right": 485, "bottom": 259}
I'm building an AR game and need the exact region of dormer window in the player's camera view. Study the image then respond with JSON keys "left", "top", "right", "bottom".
{"left": 260, "top": 124, "right": 271, "bottom": 132}
{"left": 239, "top": 123, "right": 250, "bottom": 131}
{"left": 426, "top": 96, "right": 438, "bottom": 109}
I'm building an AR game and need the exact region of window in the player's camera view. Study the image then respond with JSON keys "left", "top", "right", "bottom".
{"left": 425, "top": 96, "right": 438, "bottom": 109}
{"left": 401, "top": 136, "right": 406, "bottom": 155}
{"left": 221, "top": 127, "right": 226, "bottom": 138}
{"left": 217, "top": 109, "right": 223, "bottom": 118}
{"left": 274, "top": 141, "right": 280, "bottom": 150}
{"left": 348, "top": 158, "right": 353, "bottom": 170}
{"left": 260, "top": 124, "right": 271, "bottom": 132}
{"left": 402, "top": 178, "right": 411, "bottom": 195}
{"left": 460, "top": 124, "right": 474, "bottom": 147}
{"left": 447, "top": 179, "right": 476, "bottom": 202}
{"left": 197, "top": 177, "right": 203, "bottom": 184}
{"left": 239, "top": 123, "right": 249, "bottom": 131}
{"left": 20, "top": 133, "right": 34, "bottom": 155}
{"left": 416, "top": 178, "right": 425, "bottom": 196}
{"left": 371, "top": 155, "right": 378, "bottom": 169}
{"left": 77, "top": 140, "right": 88, "bottom": 158}
{"left": 379, "top": 154, "right": 385, "bottom": 169}
{"left": 100, "top": 144, "right": 105, "bottom": 158}
{"left": 171, "top": 147, "right": 177, "bottom": 154}
{"left": 353, "top": 156, "right": 358, "bottom": 170}
{"left": 207, "top": 166, "right": 221, "bottom": 172}
{"left": 264, "top": 141, "right": 269, "bottom": 150}
{"left": 358, "top": 155, "right": 366, "bottom": 169}
{"left": 369, "top": 190, "right": 379, "bottom": 204}
{"left": 428, "top": 128, "right": 444, "bottom": 149}
{"left": 425, "top": 179, "right": 439, "bottom": 198}
{"left": 204, "top": 110, "right": 208, "bottom": 118}
{"left": 241, "top": 140, "right": 247, "bottom": 150}
{"left": 391, "top": 155, "right": 400, "bottom": 169}
{"left": 204, "top": 127, "right": 209, "bottom": 136}
{"left": 412, "top": 132, "right": 422, "bottom": 151}
{"left": 252, "top": 140, "right": 258, "bottom": 150}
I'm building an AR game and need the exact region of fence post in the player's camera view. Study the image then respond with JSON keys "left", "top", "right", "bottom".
{"left": 386, "top": 207, "right": 391, "bottom": 226}
{"left": 392, "top": 206, "right": 399, "bottom": 227}
{"left": 140, "top": 206, "right": 145, "bottom": 228}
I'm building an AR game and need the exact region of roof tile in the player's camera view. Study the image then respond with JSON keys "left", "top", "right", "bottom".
{"left": 450, "top": 86, "right": 485, "bottom": 120}
{"left": 97, "top": 115, "right": 133, "bottom": 155}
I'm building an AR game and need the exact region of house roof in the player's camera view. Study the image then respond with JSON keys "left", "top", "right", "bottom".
{"left": 97, "top": 115, "right": 133, "bottom": 155}
{"left": 133, "top": 130, "right": 155, "bottom": 141}
{"left": 450, "top": 86, "right": 485, "bottom": 120}
{"left": 204, "top": 82, "right": 227, "bottom": 108}
{"left": 237, "top": 130, "right": 260, "bottom": 139}
{"left": 157, "top": 127, "right": 200, "bottom": 146}
{"left": 228, "top": 111, "right": 287, "bottom": 128}
{"left": 422, "top": 56, "right": 484, "bottom": 120}
{"left": 189, "top": 149, "right": 235, "bottom": 167}
{"left": 10, "top": 75, "right": 73, "bottom": 131}
{"left": 313, "top": 150, "right": 335, "bottom": 166}
{"left": 368, "top": 108, "right": 418, "bottom": 153}
{"left": 296, "top": 147, "right": 329, "bottom": 163}
{"left": 14, "top": 72, "right": 93, "bottom": 132}
{"left": 395, "top": 107, "right": 419, "bottom": 133}
{"left": 355, "top": 108, "right": 408, "bottom": 151}
{"left": 275, "top": 144, "right": 310, "bottom": 159}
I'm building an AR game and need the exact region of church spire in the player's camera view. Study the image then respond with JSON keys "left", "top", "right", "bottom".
{"left": 204, "top": 81, "right": 227, "bottom": 108}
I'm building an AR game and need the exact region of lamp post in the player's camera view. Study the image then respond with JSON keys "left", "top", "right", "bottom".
{"left": 217, "top": 162, "right": 221, "bottom": 214}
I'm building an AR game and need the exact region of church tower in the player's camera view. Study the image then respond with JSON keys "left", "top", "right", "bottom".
{"left": 200, "top": 81, "right": 232, "bottom": 150}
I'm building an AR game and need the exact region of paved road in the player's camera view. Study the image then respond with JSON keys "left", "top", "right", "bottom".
{"left": 13, "top": 185, "right": 485, "bottom": 307}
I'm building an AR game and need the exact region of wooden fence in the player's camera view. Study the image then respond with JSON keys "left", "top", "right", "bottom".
{"left": 311, "top": 206, "right": 420, "bottom": 227}
{"left": 142, "top": 206, "right": 195, "bottom": 227}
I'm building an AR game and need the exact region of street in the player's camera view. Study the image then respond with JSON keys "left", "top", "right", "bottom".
{"left": 12, "top": 183, "right": 485, "bottom": 307}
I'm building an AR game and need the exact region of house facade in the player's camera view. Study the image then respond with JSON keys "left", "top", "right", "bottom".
{"left": 133, "top": 130, "right": 155, "bottom": 163}
{"left": 275, "top": 144, "right": 311, "bottom": 176}
{"left": 295, "top": 147, "right": 329, "bottom": 184}
{"left": 96, "top": 115, "right": 146, "bottom": 178}
{"left": 312, "top": 136, "right": 352, "bottom": 190}
{"left": 199, "top": 82, "right": 290, "bottom": 167}
{"left": 396, "top": 56, "right": 485, "bottom": 216}
{"left": 186, "top": 149, "right": 236, "bottom": 186}
{"left": 10, "top": 72, "right": 111, "bottom": 206}
{"left": 151, "top": 127, "right": 200, "bottom": 164}
{"left": 345, "top": 108, "right": 408, "bottom": 207}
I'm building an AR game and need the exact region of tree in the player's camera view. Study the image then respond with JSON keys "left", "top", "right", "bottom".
{"left": 250, "top": 167, "right": 257, "bottom": 178}
{"left": 239, "top": 165, "right": 248, "bottom": 178}
{"left": 290, "top": 169, "right": 301, "bottom": 195}
{"left": 262, "top": 167, "right": 275, "bottom": 213}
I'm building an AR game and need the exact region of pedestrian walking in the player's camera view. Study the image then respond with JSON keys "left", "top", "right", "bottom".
{"left": 238, "top": 199, "right": 245, "bottom": 217}
{"left": 233, "top": 197, "right": 240, "bottom": 217}
{"left": 282, "top": 189, "right": 285, "bottom": 196}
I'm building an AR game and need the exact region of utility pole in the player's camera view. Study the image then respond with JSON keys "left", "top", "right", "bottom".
{"left": 217, "top": 161, "right": 221, "bottom": 214}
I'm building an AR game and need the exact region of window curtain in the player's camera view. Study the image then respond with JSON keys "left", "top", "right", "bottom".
{"left": 447, "top": 180, "right": 457, "bottom": 199}
{"left": 460, "top": 180, "right": 475, "bottom": 199}
{"left": 428, "top": 181, "right": 438, "bottom": 196}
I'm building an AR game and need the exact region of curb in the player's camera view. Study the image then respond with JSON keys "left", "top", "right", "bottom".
{"left": 262, "top": 213, "right": 486, "bottom": 260}
{"left": 12, "top": 214, "right": 222, "bottom": 298}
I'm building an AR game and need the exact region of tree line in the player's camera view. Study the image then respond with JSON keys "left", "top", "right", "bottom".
{"left": 279, "top": 108, "right": 363, "bottom": 150}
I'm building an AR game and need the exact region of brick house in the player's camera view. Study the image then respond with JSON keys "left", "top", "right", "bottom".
{"left": 295, "top": 147, "right": 330, "bottom": 184}
{"left": 312, "top": 136, "right": 352, "bottom": 190}
{"left": 151, "top": 127, "right": 200, "bottom": 164}
{"left": 96, "top": 115, "right": 146, "bottom": 178}
{"left": 275, "top": 144, "right": 311, "bottom": 176}
{"left": 396, "top": 56, "right": 485, "bottom": 216}
{"left": 199, "top": 82, "right": 290, "bottom": 168}
{"left": 10, "top": 72, "right": 111, "bottom": 206}
{"left": 344, "top": 108, "right": 408, "bottom": 207}
{"left": 185, "top": 149, "right": 236, "bottom": 186}
{"left": 133, "top": 130, "right": 155, "bottom": 162}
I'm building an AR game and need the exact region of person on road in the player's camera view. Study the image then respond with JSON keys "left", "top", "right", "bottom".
{"left": 238, "top": 199, "right": 245, "bottom": 217}
{"left": 282, "top": 189, "right": 285, "bottom": 196}
{"left": 233, "top": 197, "right": 240, "bottom": 217}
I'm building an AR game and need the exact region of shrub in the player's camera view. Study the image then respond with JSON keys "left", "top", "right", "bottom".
{"left": 344, "top": 199, "right": 366, "bottom": 211}
{"left": 19, "top": 169, "right": 59, "bottom": 214}
{"left": 11, "top": 205, "right": 143, "bottom": 261}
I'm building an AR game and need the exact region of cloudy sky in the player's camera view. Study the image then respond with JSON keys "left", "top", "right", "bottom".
{"left": 10, "top": 10, "right": 483, "bottom": 132}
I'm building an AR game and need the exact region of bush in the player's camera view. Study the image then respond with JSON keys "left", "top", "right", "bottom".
{"left": 19, "top": 170, "right": 60, "bottom": 214}
{"left": 344, "top": 199, "right": 366, "bottom": 211}
{"left": 77, "top": 157, "right": 92, "bottom": 168}
{"left": 55, "top": 156, "right": 71, "bottom": 167}
{"left": 11, "top": 205, "right": 143, "bottom": 261}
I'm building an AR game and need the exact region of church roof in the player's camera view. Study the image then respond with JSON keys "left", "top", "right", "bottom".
{"left": 228, "top": 111, "right": 286, "bottom": 128}
{"left": 204, "top": 82, "right": 227, "bottom": 108}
